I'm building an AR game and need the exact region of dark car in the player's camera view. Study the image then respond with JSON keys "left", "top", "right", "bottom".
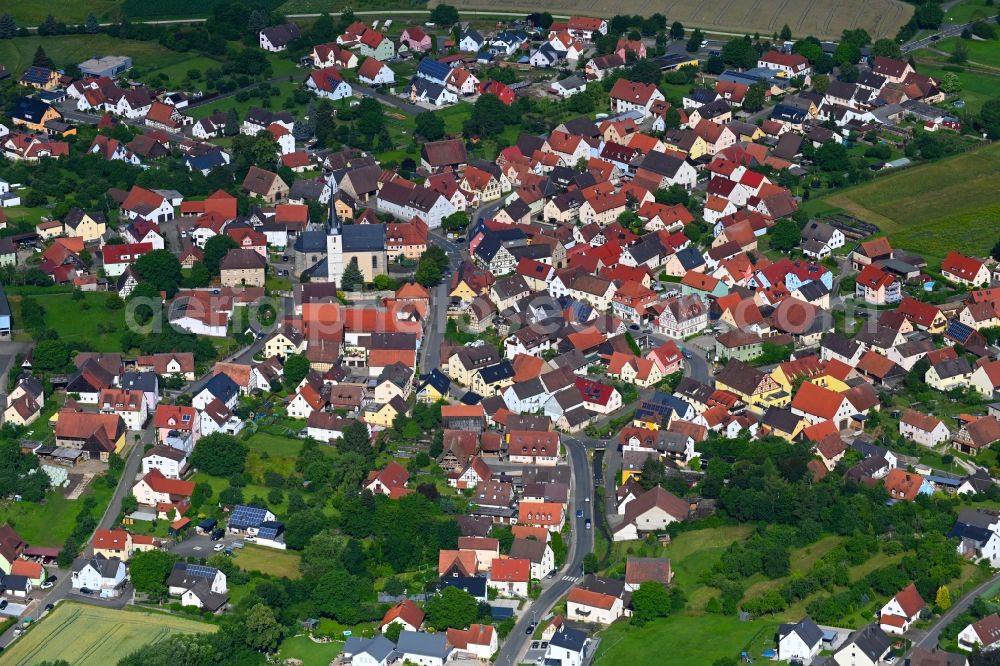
{"left": 525, "top": 623, "right": 536, "bottom": 635}
{"left": 0, "top": 599, "right": 7, "bottom": 610}
{"left": 79, "top": 587, "right": 94, "bottom": 595}
{"left": 210, "top": 528, "right": 224, "bottom": 541}
{"left": 576, "top": 509, "right": 584, "bottom": 519}
{"left": 44, "top": 575, "right": 57, "bottom": 584}
{"left": 44, "top": 603, "right": 54, "bottom": 612}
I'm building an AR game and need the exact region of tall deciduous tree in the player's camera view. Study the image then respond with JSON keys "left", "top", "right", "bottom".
{"left": 425, "top": 586, "right": 479, "bottom": 630}
{"left": 190, "top": 433, "right": 248, "bottom": 477}
{"left": 134, "top": 249, "right": 183, "bottom": 296}
{"left": 283, "top": 353, "right": 311, "bottom": 388}
{"left": 244, "top": 603, "right": 284, "bottom": 652}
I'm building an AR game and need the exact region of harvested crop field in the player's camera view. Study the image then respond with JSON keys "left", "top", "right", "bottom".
{"left": 435, "top": 0, "right": 912, "bottom": 39}
{"left": 2, "top": 603, "right": 215, "bottom": 666}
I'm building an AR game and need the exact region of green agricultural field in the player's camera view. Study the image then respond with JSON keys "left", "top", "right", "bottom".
{"left": 2, "top": 603, "right": 214, "bottom": 666}
{"left": 234, "top": 544, "right": 303, "bottom": 578}
{"left": 437, "top": 0, "right": 912, "bottom": 38}
{"left": 0, "top": 34, "right": 192, "bottom": 75}
{"left": 10, "top": 289, "right": 129, "bottom": 352}
{"left": 4, "top": 0, "right": 122, "bottom": 25}
{"left": 817, "top": 142, "right": 1000, "bottom": 262}
{"left": 595, "top": 613, "right": 778, "bottom": 665}
{"left": 277, "top": 635, "right": 345, "bottom": 666}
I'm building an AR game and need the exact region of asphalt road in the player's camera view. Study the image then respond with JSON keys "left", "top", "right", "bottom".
{"left": 908, "top": 571, "right": 1000, "bottom": 655}
{"left": 0, "top": 420, "right": 147, "bottom": 648}
{"left": 494, "top": 439, "right": 594, "bottom": 666}
{"left": 902, "top": 17, "right": 998, "bottom": 53}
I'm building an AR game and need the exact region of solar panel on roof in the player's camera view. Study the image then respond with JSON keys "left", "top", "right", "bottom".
{"left": 184, "top": 563, "right": 218, "bottom": 579}
{"left": 230, "top": 505, "right": 269, "bottom": 528}
{"left": 947, "top": 320, "right": 974, "bottom": 341}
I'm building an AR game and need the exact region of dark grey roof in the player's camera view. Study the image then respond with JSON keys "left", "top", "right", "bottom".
{"left": 202, "top": 372, "right": 238, "bottom": 404}
{"left": 0, "top": 286, "right": 9, "bottom": 318}
{"left": 294, "top": 230, "right": 327, "bottom": 253}
{"left": 345, "top": 635, "right": 398, "bottom": 662}
{"left": 509, "top": 537, "right": 548, "bottom": 563}
{"left": 674, "top": 246, "right": 705, "bottom": 271}
{"left": 420, "top": 369, "right": 451, "bottom": 395}
{"left": 478, "top": 360, "right": 514, "bottom": 384}
{"left": 932, "top": 357, "right": 972, "bottom": 380}
{"left": 639, "top": 151, "right": 689, "bottom": 178}
{"left": 778, "top": 616, "right": 824, "bottom": 647}
{"left": 342, "top": 223, "right": 385, "bottom": 252}
{"left": 841, "top": 624, "right": 891, "bottom": 662}
{"left": 439, "top": 575, "right": 487, "bottom": 597}
{"left": 550, "top": 627, "right": 589, "bottom": 652}
{"left": 398, "top": 630, "right": 450, "bottom": 660}
{"left": 120, "top": 371, "right": 158, "bottom": 392}
{"left": 2, "top": 573, "right": 30, "bottom": 589}
{"left": 821, "top": 331, "right": 862, "bottom": 358}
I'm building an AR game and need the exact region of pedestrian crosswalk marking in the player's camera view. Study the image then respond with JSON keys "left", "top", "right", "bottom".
{"left": 562, "top": 575, "right": 579, "bottom": 582}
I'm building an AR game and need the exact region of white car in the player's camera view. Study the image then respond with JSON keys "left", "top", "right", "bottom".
{"left": 213, "top": 543, "right": 225, "bottom": 551}
{"left": 245, "top": 535, "right": 257, "bottom": 543}
{"left": 40, "top": 581, "right": 54, "bottom": 589}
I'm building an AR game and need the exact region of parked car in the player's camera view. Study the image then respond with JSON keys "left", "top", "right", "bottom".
{"left": 585, "top": 519, "right": 592, "bottom": 530}
{"left": 245, "top": 535, "right": 257, "bottom": 543}
{"left": 525, "top": 623, "right": 536, "bottom": 635}
{"left": 576, "top": 509, "right": 583, "bottom": 518}
{"left": 40, "top": 581, "right": 53, "bottom": 590}
{"left": 44, "top": 575, "right": 56, "bottom": 584}
{"left": 0, "top": 599, "right": 7, "bottom": 610}
{"left": 213, "top": 543, "right": 225, "bottom": 552}
{"left": 210, "top": 528, "right": 224, "bottom": 541}
{"left": 44, "top": 603, "right": 54, "bottom": 612}
{"left": 79, "top": 587, "right": 94, "bottom": 595}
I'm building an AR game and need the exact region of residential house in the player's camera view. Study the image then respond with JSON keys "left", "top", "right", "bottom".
{"left": 899, "top": 409, "right": 950, "bottom": 447}
{"left": 777, "top": 617, "right": 824, "bottom": 665}
{"left": 612, "top": 486, "right": 689, "bottom": 541}
{"left": 879, "top": 582, "right": 925, "bottom": 634}
{"left": 71, "top": 554, "right": 127, "bottom": 598}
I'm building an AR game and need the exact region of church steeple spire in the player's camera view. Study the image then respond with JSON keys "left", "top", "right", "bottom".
{"left": 326, "top": 201, "right": 341, "bottom": 235}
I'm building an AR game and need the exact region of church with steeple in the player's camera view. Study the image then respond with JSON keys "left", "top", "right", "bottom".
{"left": 324, "top": 204, "right": 387, "bottom": 287}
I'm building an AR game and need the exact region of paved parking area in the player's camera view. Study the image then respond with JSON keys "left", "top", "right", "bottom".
{"left": 0, "top": 603, "right": 27, "bottom": 617}
{"left": 524, "top": 639, "right": 549, "bottom": 664}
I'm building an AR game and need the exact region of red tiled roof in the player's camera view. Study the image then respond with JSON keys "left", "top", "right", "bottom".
{"left": 139, "top": 469, "right": 195, "bottom": 497}
{"left": 490, "top": 557, "right": 530, "bottom": 582}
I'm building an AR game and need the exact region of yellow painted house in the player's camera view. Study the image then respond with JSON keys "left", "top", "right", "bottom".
{"left": 715, "top": 359, "right": 788, "bottom": 412}
{"left": 364, "top": 396, "right": 407, "bottom": 428}
{"left": 11, "top": 102, "right": 62, "bottom": 133}
{"left": 733, "top": 124, "right": 766, "bottom": 142}
{"left": 35, "top": 219, "right": 64, "bottom": 240}
{"left": 63, "top": 208, "right": 107, "bottom": 243}
{"left": 264, "top": 328, "right": 306, "bottom": 358}
{"left": 663, "top": 133, "right": 709, "bottom": 160}
{"left": 760, "top": 409, "right": 807, "bottom": 441}
{"left": 450, "top": 280, "right": 478, "bottom": 303}
{"left": 334, "top": 197, "right": 355, "bottom": 221}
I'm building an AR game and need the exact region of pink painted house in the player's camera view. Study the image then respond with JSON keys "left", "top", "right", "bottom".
{"left": 400, "top": 26, "right": 432, "bottom": 54}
